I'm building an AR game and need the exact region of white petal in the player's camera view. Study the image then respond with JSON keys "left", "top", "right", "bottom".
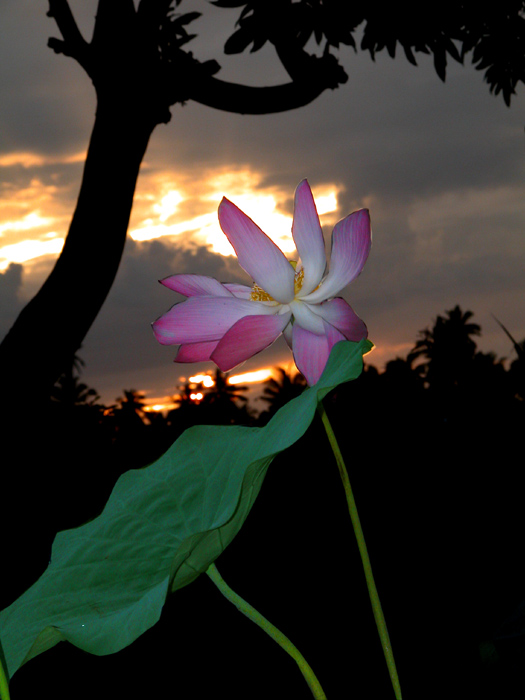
{"left": 301, "top": 209, "right": 371, "bottom": 303}
{"left": 218, "top": 198, "right": 295, "bottom": 304}
{"left": 292, "top": 180, "right": 326, "bottom": 296}
{"left": 290, "top": 300, "right": 325, "bottom": 335}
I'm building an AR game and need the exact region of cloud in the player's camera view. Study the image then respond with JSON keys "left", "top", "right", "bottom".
{"left": 78, "top": 237, "right": 253, "bottom": 397}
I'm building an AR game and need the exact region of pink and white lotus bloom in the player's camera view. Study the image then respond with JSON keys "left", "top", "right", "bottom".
{"left": 152, "top": 180, "right": 371, "bottom": 385}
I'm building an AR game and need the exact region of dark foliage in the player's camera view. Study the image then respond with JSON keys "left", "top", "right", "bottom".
{"left": 217, "top": 0, "right": 525, "bottom": 106}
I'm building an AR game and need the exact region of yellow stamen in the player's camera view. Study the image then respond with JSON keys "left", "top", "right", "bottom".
{"left": 290, "top": 260, "right": 304, "bottom": 295}
{"left": 294, "top": 268, "right": 304, "bottom": 295}
{"left": 250, "top": 282, "right": 274, "bottom": 302}
{"left": 249, "top": 260, "right": 304, "bottom": 302}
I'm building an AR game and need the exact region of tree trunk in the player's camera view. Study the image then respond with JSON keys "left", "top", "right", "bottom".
{"left": 0, "top": 104, "right": 155, "bottom": 422}
{"left": 0, "top": 105, "right": 155, "bottom": 608}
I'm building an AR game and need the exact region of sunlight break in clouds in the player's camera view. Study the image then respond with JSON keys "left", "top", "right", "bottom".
{"left": 0, "top": 180, "right": 67, "bottom": 271}
{"left": 0, "top": 154, "right": 79, "bottom": 270}
{"left": 0, "top": 237, "right": 64, "bottom": 270}
{"left": 0, "top": 162, "right": 341, "bottom": 273}
{"left": 129, "top": 168, "right": 341, "bottom": 258}
{"left": 228, "top": 369, "right": 272, "bottom": 385}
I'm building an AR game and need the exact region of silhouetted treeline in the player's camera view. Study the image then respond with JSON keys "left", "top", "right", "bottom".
{"left": 5, "top": 305, "right": 525, "bottom": 699}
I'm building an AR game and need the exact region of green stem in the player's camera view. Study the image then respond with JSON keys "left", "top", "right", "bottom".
{"left": 317, "top": 401, "right": 402, "bottom": 700}
{"left": 206, "top": 563, "right": 327, "bottom": 700}
{"left": 0, "top": 659, "right": 10, "bottom": 700}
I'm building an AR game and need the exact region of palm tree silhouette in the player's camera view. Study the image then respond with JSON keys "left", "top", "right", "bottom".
{"left": 202, "top": 368, "right": 248, "bottom": 407}
{"left": 408, "top": 305, "right": 481, "bottom": 390}
{"left": 259, "top": 367, "right": 307, "bottom": 417}
{"left": 493, "top": 316, "right": 525, "bottom": 401}
{"left": 173, "top": 381, "right": 201, "bottom": 408}
{"left": 112, "top": 389, "right": 150, "bottom": 429}
{"left": 52, "top": 354, "right": 102, "bottom": 409}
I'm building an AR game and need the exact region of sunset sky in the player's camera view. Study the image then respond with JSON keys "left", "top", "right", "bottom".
{"left": 1, "top": 1, "right": 524, "bottom": 408}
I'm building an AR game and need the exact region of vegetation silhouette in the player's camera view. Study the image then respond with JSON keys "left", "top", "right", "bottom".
{"left": 409, "top": 305, "right": 481, "bottom": 384}
{"left": 494, "top": 315, "right": 525, "bottom": 401}
{"left": 51, "top": 354, "right": 103, "bottom": 410}
{"left": 258, "top": 366, "right": 307, "bottom": 421}
{"left": 111, "top": 388, "right": 150, "bottom": 428}
{"left": 203, "top": 367, "right": 247, "bottom": 405}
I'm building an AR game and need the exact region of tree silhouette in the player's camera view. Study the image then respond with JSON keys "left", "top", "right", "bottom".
{"left": 1, "top": 0, "right": 524, "bottom": 424}
{"left": 258, "top": 366, "right": 307, "bottom": 419}
{"left": 162, "top": 380, "right": 202, "bottom": 440}
{"left": 408, "top": 305, "right": 481, "bottom": 390}
{"left": 201, "top": 368, "right": 251, "bottom": 423}
{"left": 111, "top": 388, "right": 150, "bottom": 429}
{"left": 493, "top": 315, "right": 525, "bottom": 401}
{"left": 51, "top": 354, "right": 103, "bottom": 409}
{"left": 173, "top": 380, "right": 201, "bottom": 408}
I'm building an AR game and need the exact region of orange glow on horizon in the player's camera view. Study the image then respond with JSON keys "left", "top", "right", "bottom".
{"left": 144, "top": 403, "right": 171, "bottom": 412}
{"left": 228, "top": 369, "right": 273, "bottom": 385}
{"left": 128, "top": 168, "right": 342, "bottom": 257}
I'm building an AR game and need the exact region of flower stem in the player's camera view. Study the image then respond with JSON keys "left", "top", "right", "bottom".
{"left": 0, "top": 659, "right": 10, "bottom": 700}
{"left": 317, "top": 400, "right": 402, "bottom": 700}
{"left": 206, "top": 563, "right": 327, "bottom": 700}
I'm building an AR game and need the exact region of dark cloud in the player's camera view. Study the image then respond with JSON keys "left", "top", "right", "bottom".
{"left": 0, "top": 1, "right": 96, "bottom": 156}
{"left": 79, "top": 237, "right": 253, "bottom": 400}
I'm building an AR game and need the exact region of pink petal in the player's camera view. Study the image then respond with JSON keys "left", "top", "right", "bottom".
{"left": 292, "top": 320, "right": 345, "bottom": 386}
{"left": 223, "top": 283, "right": 253, "bottom": 299}
{"left": 311, "top": 297, "right": 367, "bottom": 341}
{"left": 175, "top": 341, "right": 220, "bottom": 362}
{"left": 218, "top": 198, "right": 295, "bottom": 304}
{"left": 283, "top": 321, "right": 293, "bottom": 348}
{"left": 211, "top": 312, "right": 292, "bottom": 372}
{"left": 301, "top": 209, "right": 371, "bottom": 304}
{"left": 292, "top": 180, "right": 326, "bottom": 296}
{"left": 160, "top": 274, "right": 233, "bottom": 297}
{"left": 152, "top": 296, "right": 277, "bottom": 346}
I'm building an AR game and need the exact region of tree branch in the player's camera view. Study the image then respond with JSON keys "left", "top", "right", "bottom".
{"left": 47, "top": 0, "right": 91, "bottom": 74}
{"left": 189, "top": 76, "right": 325, "bottom": 113}
{"left": 188, "top": 56, "right": 347, "bottom": 115}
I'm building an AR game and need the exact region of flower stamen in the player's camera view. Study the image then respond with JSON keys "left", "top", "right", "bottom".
{"left": 250, "top": 282, "right": 274, "bottom": 302}
{"left": 294, "top": 268, "right": 304, "bottom": 296}
{"left": 289, "top": 260, "right": 304, "bottom": 296}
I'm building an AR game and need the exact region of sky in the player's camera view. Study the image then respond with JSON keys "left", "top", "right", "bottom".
{"left": 1, "top": 0, "right": 524, "bottom": 409}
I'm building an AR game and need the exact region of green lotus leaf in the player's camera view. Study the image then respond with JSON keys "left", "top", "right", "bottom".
{"left": 0, "top": 338, "right": 372, "bottom": 683}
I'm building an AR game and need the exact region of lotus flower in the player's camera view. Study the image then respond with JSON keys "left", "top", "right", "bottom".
{"left": 153, "top": 179, "right": 371, "bottom": 385}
